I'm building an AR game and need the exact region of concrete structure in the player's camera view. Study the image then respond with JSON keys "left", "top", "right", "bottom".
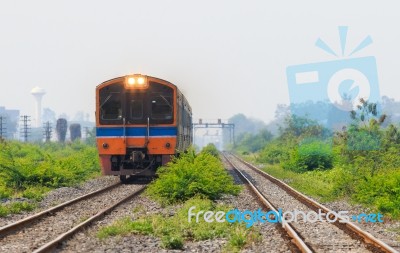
{"left": 31, "top": 87, "right": 46, "bottom": 128}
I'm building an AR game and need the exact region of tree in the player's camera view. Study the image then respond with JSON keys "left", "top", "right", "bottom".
{"left": 279, "top": 115, "right": 328, "bottom": 140}
{"left": 56, "top": 118, "right": 68, "bottom": 143}
{"left": 69, "top": 123, "right": 81, "bottom": 141}
{"left": 346, "top": 99, "right": 386, "bottom": 151}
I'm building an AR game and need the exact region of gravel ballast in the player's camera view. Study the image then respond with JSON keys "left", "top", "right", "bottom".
{"left": 225, "top": 153, "right": 372, "bottom": 253}
{"left": 57, "top": 158, "right": 294, "bottom": 253}
{"left": 0, "top": 179, "right": 142, "bottom": 253}
{"left": 0, "top": 176, "right": 119, "bottom": 228}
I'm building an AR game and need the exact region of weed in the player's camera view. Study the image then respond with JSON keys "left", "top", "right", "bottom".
{"left": 0, "top": 201, "right": 36, "bottom": 217}
{"left": 146, "top": 148, "right": 240, "bottom": 204}
{"left": 97, "top": 198, "right": 257, "bottom": 251}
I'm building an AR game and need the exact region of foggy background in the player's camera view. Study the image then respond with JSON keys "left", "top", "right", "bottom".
{"left": 0, "top": 0, "right": 399, "bottom": 125}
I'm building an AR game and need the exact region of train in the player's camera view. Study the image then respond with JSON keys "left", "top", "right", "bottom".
{"left": 95, "top": 74, "right": 192, "bottom": 182}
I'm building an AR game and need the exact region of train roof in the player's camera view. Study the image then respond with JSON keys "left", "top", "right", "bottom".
{"left": 96, "top": 74, "right": 177, "bottom": 89}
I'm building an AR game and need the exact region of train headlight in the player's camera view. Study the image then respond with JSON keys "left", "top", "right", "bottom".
{"left": 127, "top": 77, "right": 136, "bottom": 86}
{"left": 137, "top": 77, "right": 145, "bottom": 85}
{"left": 125, "top": 75, "right": 149, "bottom": 89}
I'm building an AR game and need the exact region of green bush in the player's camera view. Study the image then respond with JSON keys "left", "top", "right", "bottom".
{"left": 0, "top": 185, "right": 12, "bottom": 199}
{"left": 22, "top": 186, "right": 50, "bottom": 201}
{"left": 200, "top": 143, "right": 220, "bottom": 158}
{"left": 0, "top": 141, "right": 101, "bottom": 213}
{"left": 161, "top": 235, "right": 184, "bottom": 249}
{"left": 146, "top": 149, "right": 240, "bottom": 204}
{"left": 283, "top": 140, "right": 333, "bottom": 172}
{"left": 257, "top": 141, "right": 289, "bottom": 164}
{"left": 352, "top": 170, "right": 400, "bottom": 218}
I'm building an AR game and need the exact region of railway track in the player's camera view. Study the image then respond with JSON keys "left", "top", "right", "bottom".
{"left": 223, "top": 152, "right": 398, "bottom": 253}
{"left": 0, "top": 181, "right": 146, "bottom": 253}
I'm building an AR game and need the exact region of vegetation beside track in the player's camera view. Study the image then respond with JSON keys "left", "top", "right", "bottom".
{"left": 146, "top": 144, "right": 240, "bottom": 204}
{"left": 98, "top": 197, "right": 260, "bottom": 252}
{"left": 0, "top": 141, "right": 100, "bottom": 217}
{"left": 98, "top": 144, "right": 259, "bottom": 251}
{"left": 233, "top": 100, "right": 400, "bottom": 219}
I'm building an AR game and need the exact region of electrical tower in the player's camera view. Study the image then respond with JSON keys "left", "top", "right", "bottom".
{"left": 43, "top": 121, "right": 52, "bottom": 142}
{"left": 20, "top": 115, "right": 31, "bottom": 142}
{"left": 0, "top": 116, "right": 6, "bottom": 140}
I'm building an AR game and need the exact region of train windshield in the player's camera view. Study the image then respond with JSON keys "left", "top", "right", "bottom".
{"left": 100, "top": 92, "right": 122, "bottom": 121}
{"left": 98, "top": 81, "right": 174, "bottom": 125}
{"left": 130, "top": 99, "right": 143, "bottom": 119}
{"left": 151, "top": 95, "right": 173, "bottom": 120}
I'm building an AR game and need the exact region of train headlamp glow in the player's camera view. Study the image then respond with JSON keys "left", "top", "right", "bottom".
{"left": 125, "top": 75, "right": 148, "bottom": 89}
{"left": 137, "top": 77, "right": 145, "bottom": 85}
{"left": 127, "top": 77, "right": 136, "bottom": 85}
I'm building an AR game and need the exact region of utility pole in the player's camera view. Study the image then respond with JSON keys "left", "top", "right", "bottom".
{"left": 43, "top": 121, "right": 52, "bottom": 142}
{"left": 0, "top": 116, "right": 6, "bottom": 140}
{"left": 20, "top": 115, "right": 31, "bottom": 142}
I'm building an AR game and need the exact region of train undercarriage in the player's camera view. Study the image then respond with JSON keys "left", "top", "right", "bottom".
{"left": 109, "top": 148, "right": 171, "bottom": 182}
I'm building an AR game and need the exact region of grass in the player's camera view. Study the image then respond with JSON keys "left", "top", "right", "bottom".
{"left": 259, "top": 164, "right": 338, "bottom": 202}
{"left": 253, "top": 156, "right": 400, "bottom": 219}
{"left": 0, "top": 201, "right": 36, "bottom": 217}
{"left": 132, "top": 204, "right": 145, "bottom": 214}
{"left": 0, "top": 140, "right": 101, "bottom": 216}
{"left": 97, "top": 198, "right": 261, "bottom": 251}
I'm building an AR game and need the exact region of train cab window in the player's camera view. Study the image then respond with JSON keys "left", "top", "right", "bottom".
{"left": 151, "top": 95, "right": 173, "bottom": 121}
{"left": 100, "top": 92, "right": 122, "bottom": 123}
{"left": 130, "top": 100, "right": 143, "bottom": 119}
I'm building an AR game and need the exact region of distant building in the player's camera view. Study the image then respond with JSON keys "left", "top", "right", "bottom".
{"left": 0, "top": 106, "right": 20, "bottom": 139}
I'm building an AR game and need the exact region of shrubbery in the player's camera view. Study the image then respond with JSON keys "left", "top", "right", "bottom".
{"left": 0, "top": 141, "right": 100, "bottom": 212}
{"left": 146, "top": 147, "right": 240, "bottom": 204}
{"left": 200, "top": 143, "right": 220, "bottom": 158}
{"left": 233, "top": 101, "right": 400, "bottom": 219}
{"left": 282, "top": 140, "right": 333, "bottom": 172}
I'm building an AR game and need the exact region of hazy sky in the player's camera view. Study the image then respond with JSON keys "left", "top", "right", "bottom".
{"left": 1, "top": 1, "right": 399, "bottom": 124}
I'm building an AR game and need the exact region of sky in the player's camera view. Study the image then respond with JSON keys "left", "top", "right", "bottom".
{"left": 1, "top": 0, "right": 399, "bottom": 125}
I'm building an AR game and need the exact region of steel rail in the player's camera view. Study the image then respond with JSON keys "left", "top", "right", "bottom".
{"left": 229, "top": 152, "right": 398, "bottom": 253}
{"left": 222, "top": 153, "right": 313, "bottom": 253}
{"left": 33, "top": 186, "right": 146, "bottom": 253}
{"left": 0, "top": 181, "right": 121, "bottom": 237}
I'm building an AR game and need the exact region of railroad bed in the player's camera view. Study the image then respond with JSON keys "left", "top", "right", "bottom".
{"left": 0, "top": 181, "right": 145, "bottom": 253}
{"left": 223, "top": 152, "right": 398, "bottom": 253}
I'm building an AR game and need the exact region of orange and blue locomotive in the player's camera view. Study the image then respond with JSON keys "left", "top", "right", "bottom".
{"left": 95, "top": 74, "right": 192, "bottom": 182}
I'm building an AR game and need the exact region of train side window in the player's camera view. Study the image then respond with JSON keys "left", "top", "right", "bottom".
{"left": 130, "top": 100, "right": 143, "bottom": 119}
{"left": 100, "top": 92, "right": 122, "bottom": 120}
{"left": 151, "top": 95, "right": 173, "bottom": 120}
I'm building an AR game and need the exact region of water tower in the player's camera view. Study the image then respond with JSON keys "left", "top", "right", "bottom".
{"left": 31, "top": 87, "right": 46, "bottom": 127}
